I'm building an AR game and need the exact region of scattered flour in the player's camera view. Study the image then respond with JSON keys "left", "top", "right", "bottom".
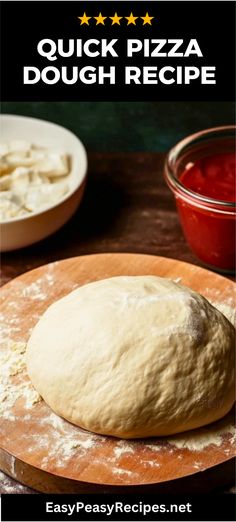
{"left": 141, "top": 460, "right": 160, "bottom": 468}
{"left": 167, "top": 419, "right": 236, "bottom": 451}
{"left": 22, "top": 281, "right": 46, "bottom": 301}
{"left": 145, "top": 444, "right": 163, "bottom": 452}
{"left": 0, "top": 470, "right": 26, "bottom": 493}
{"left": 112, "top": 467, "right": 133, "bottom": 476}
{"left": 114, "top": 442, "right": 135, "bottom": 458}
{"left": 0, "top": 340, "right": 42, "bottom": 417}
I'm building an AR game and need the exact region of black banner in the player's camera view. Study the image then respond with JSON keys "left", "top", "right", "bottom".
{"left": 1, "top": 494, "right": 235, "bottom": 521}
{"left": 1, "top": 1, "right": 235, "bottom": 101}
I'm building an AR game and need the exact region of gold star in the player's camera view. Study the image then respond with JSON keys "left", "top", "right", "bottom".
{"left": 141, "top": 12, "right": 154, "bottom": 25}
{"left": 110, "top": 12, "right": 123, "bottom": 25}
{"left": 125, "top": 13, "right": 138, "bottom": 25}
{"left": 78, "top": 12, "right": 91, "bottom": 25}
{"left": 94, "top": 13, "right": 107, "bottom": 25}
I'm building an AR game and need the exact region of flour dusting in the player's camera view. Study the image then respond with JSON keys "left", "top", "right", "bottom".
{"left": 112, "top": 467, "right": 133, "bottom": 476}
{"left": 0, "top": 340, "right": 41, "bottom": 417}
{"left": 167, "top": 419, "right": 236, "bottom": 451}
{"left": 145, "top": 444, "right": 163, "bottom": 452}
{"left": 114, "top": 441, "right": 135, "bottom": 458}
{"left": 0, "top": 470, "right": 27, "bottom": 494}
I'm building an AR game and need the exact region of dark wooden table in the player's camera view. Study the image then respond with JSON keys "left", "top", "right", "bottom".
{"left": 0, "top": 152, "right": 234, "bottom": 493}
{"left": 1, "top": 152, "right": 197, "bottom": 286}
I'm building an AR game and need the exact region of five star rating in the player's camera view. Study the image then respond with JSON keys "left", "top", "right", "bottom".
{"left": 78, "top": 12, "right": 154, "bottom": 26}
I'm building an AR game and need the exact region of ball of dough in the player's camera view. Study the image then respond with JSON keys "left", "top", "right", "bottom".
{"left": 26, "top": 276, "right": 235, "bottom": 438}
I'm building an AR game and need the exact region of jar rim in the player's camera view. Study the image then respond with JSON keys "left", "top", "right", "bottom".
{"left": 164, "top": 125, "right": 236, "bottom": 209}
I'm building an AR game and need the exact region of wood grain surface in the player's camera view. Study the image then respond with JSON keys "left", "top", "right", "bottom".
{"left": 1, "top": 253, "right": 235, "bottom": 493}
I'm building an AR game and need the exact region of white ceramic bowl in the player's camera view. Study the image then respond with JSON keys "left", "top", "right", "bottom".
{"left": 0, "top": 115, "right": 87, "bottom": 251}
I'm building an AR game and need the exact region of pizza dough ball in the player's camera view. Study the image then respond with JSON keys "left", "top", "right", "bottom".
{"left": 26, "top": 276, "right": 235, "bottom": 438}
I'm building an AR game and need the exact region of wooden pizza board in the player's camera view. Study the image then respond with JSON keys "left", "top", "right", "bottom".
{"left": 0, "top": 253, "right": 235, "bottom": 493}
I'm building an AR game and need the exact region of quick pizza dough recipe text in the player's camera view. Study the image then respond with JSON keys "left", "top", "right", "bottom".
{"left": 24, "top": 38, "right": 216, "bottom": 85}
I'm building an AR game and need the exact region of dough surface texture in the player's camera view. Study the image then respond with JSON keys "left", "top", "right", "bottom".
{"left": 26, "top": 276, "right": 235, "bottom": 438}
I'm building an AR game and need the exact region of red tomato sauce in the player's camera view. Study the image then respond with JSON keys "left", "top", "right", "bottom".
{"left": 180, "top": 153, "right": 235, "bottom": 203}
{"left": 176, "top": 152, "right": 235, "bottom": 272}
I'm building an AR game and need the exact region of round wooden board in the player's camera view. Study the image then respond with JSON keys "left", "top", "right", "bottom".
{"left": 0, "top": 253, "right": 235, "bottom": 493}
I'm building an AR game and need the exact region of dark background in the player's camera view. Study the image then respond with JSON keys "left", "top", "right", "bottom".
{"left": 1, "top": 101, "right": 235, "bottom": 152}
{"left": 1, "top": 1, "right": 235, "bottom": 101}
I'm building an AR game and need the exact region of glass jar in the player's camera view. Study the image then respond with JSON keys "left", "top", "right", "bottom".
{"left": 164, "top": 126, "right": 235, "bottom": 274}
